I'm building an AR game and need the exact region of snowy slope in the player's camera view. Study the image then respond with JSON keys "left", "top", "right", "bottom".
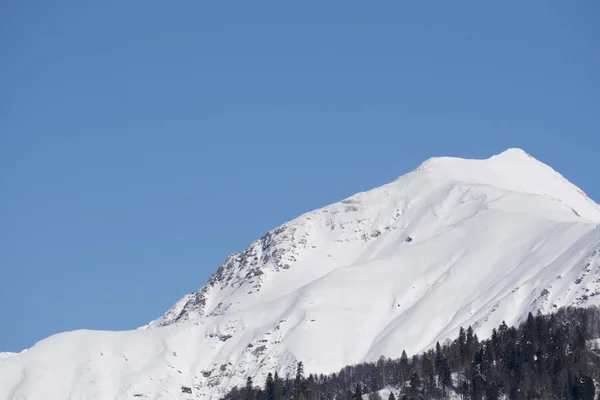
{"left": 3, "top": 148, "right": 600, "bottom": 400}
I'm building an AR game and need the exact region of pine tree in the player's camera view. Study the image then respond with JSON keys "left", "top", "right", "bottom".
{"left": 353, "top": 382, "right": 363, "bottom": 400}
{"left": 439, "top": 357, "right": 452, "bottom": 398}
{"left": 469, "top": 351, "right": 483, "bottom": 400}
{"left": 435, "top": 342, "right": 443, "bottom": 372}
{"left": 458, "top": 327, "right": 467, "bottom": 361}
{"left": 522, "top": 312, "right": 536, "bottom": 364}
{"left": 295, "top": 361, "right": 305, "bottom": 400}
{"left": 274, "top": 372, "right": 283, "bottom": 400}
{"left": 296, "top": 361, "right": 305, "bottom": 382}
{"left": 306, "top": 374, "right": 315, "bottom": 400}
{"left": 491, "top": 328, "right": 500, "bottom": 361}
{"left": 408, "top": 371, "right": 420, "bottom": 400}
{"left": 265, "top": 373, "right": 275, "bottom": 400}
{"left": 498, "top": 321, "right": 509, "bottom": 346}
{"left": 465, "top": 326, "right": 475, "bottom": 361}
{"left": 399, "top": 350, "right": 409, "bottom": 385}
{"left": 421, "top": 353, "right": 435, "bottom": 396}
{"left": 245, "top": 377, "right": 255, "bottom": 400}
{"left": 376, "top": 356, "right": 386, "bottom": 389}
{"left": 387, "top": 392, "right": 396, "bottom": 400}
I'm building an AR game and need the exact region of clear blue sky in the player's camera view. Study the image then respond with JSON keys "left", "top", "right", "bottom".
{"left": 1, "top": 1, "right": 598, "bottom": 352}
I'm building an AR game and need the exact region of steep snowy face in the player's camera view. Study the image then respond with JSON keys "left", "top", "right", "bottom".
{"left": 3, "top": 149, "right": 600, "bottom": 400}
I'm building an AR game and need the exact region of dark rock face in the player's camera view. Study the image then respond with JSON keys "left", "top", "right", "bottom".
{"left": 181, "top": 386, "right": 192, "bottom": 394}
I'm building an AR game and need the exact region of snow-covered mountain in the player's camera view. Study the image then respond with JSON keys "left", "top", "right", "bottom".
{"left": 3, "top": 148, "right": 600, "bottom": 400}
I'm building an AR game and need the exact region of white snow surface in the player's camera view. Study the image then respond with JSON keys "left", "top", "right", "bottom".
{"left": 3, "top": 148, "right": 600, "bottom": 400}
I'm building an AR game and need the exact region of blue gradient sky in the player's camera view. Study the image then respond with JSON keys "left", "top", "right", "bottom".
{"left": 1, "top": 1, "right": 599, "bottom": 352}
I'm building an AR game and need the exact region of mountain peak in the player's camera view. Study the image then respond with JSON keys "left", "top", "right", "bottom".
{"left": 409, "top": 149, "right": 600, "bottom": 223}
{"left": 491, "top": 147, "right": 532, "bottom": 159}
{"left": 487, "top": 147, "right": 545, "bottom": 168}
{"left": 416, "top": 147, "right": 536, "bottom": 172}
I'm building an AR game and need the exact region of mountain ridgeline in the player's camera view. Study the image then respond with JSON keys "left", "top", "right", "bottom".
{"left": 227, "top": 307, "right": 600, "bottom": 400}
{"left": 3, "top": 149, "right": 600, "bottom": 399}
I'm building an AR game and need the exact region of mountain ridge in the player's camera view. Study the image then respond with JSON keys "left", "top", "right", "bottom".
{"left": 3, "top": 148, "right": 600, "bottom": 400}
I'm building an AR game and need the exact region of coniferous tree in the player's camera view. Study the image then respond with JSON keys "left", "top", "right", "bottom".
{"left": 399, "top": 350, "right": 409, "bottom": 385}
{"left": 458, "top": 327, "right": 466, "bottom": 362}
{"left": 439, "top": 357, "right": 451, "bottom": 399}
{"left": 294, "top": 362, "right": 305, "bottom": 400}
{"left": 421, "top": 353, "right": 435, "bottom": 397}
{"left": 376, "top": 356, "right": 386, "bottom": 389}
{"left": 522, "top": 312, "right": 536, "bottom": 365}
{"left": 353, "top": 382, "right": 363, "bottom": 400}
{"left": 465, "top": 326, "right": 475, "bottom": 363}
{"left": 306, "top": 374, "right": 315, "bottom": 400}
{"left": 456, "top": 326, "right": 467, "bottom": 393}
{"left": 273, "top": 372, "right": 283, "bottom": 400}
{"left": 245, "top": 377, "right": 255, "bottom": 400}
{"left": 435, "top": 342, "right": 442, "bottom": 373}
{"left": 469, "top": 352, "right": 483, "bottom": 400}
{"left": 223, "top": 307, "right": 600, "bottom": 400}
{"left": 408, "top": 371, "right": 421, "bottom": 400}
{"left": 265, "top": 373, "right": 275, "bottom": 400}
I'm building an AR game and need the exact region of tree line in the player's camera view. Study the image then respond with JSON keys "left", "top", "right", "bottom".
{"left": 222, "top": 306, "right": 600, "bottom": 400}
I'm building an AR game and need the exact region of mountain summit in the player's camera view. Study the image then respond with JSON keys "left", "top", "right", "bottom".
{"left": 411, "top": 148, "right": 600, "bottom": 222}
{"left": 2, "top": 149, "right": 600, "bottom": 400}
